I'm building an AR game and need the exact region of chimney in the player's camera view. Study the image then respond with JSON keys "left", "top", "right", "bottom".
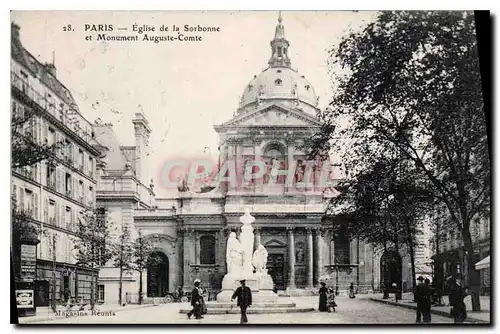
{"left": 11, "top": 22, "right": 20, "bottom": 42}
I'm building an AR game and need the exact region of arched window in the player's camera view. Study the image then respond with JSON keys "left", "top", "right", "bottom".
{"left": 275, "top": 78, "right": 282, "bottom": 86}
{"left": 200, "top": 235, "right": 216, "bottom": 264}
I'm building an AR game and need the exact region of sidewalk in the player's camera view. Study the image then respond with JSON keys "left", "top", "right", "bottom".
{"left": 17, "top": 303, "right": 158, "bottom": 324}
{"left": 370, "top": 292, "right": 490, "bottom": 323}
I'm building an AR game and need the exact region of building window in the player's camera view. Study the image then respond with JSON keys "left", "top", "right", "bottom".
{"left": 48, "top": 200, "right": 56, "bottom": 225}
{"left": 47, "top": 164, "right": 56, "bottom": 189}
{"left": 78, "top": 149, "right": 84, "bottom": 171}
{"left": 200, "top": 235, "right": 216, "bottom": 264}
{"left": 275, "top": 78, "right": 282, "bottom": 86}
{"left": 88, "top": 156, "right": 94, "bottom": 177}
{"left": 65, "top": 173, "right": 72, "bottom": 198}
{"left": 88, "top": 186, "right": 94, "bottom": 206}
{"left": 48, "top": 127, "right": 55, "bottom": 146}
{"left": 78, "top": 180, "right": 84, "bottom": 203}
{"left": 65, "top": 207, "right": 72, "bottom": 230}
{"left": 333, "top": 231, "right": 350, "bottom": 265}
{"left": 97, "top": 285, "right": 105, "bottom": 302}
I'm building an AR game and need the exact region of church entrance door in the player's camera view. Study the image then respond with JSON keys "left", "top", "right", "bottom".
{"left": 147, "top": 251, "right": 169, "bottom": 297}
{"left": 267, "top": 254, "right": 285, "bottom": 290}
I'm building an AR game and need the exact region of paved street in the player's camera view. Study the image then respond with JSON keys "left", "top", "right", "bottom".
{"left": 29, "top": 295, "right": 457, "bottom": 324}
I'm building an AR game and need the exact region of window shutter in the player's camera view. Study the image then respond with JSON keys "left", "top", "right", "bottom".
{"left": 55, "top": 202, "right": 60, "bottom": 227}
{"left": 72, "top": 178, "right": 77, "bottom": 200}
{"left": 30, "top": 192, "right": 35, "bottom": 218}
{"left": 44, "top": 197, "right": 49, "bottom": 223}
{"left": 83, "top": 184, "right": 87, "bottom": 206}
{"left": 33, "top": 193, "right": 39, "bottom": 220}
{"left": 37, "top": 118, "right": 42, "bottom": 144}
{"left": 73, "top": 144, "right": 78, "bottom": 167}
{"left": 58, "top": 168, "right": 64, "bottom": 194}
{"left": 55, "top": 133, "right": 60, "bottom": 157}
{"left": 72, "top": 209, "right": 77, "bottom": 232}
{"left": 60, "top": 205, "right": 65, "bottom": 229}
{"left": 84, "top": 152, "right": 88, "bottom": 175}
{"left": 43, "top": 123, "right": 48, "bottom": 144}
{"left": 19, "top": 188, "right": 25, "bottom": 212}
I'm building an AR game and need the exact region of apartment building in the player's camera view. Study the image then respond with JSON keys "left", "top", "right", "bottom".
{"left": 11, "top": 22, "right": 103, "bottom": 307}
{"left": 430, "top": 208, "right": 490, "bottom": 295}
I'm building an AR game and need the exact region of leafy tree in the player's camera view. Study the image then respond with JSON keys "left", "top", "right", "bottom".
{"left": 73, "top": 208, "right": 115, "bottom": 310}
{"left": 11, "top": 106, "right": 60, "bottom": 169}
{"left": 130, "top": 232, "right": 155, "bottom": 305}
{"left": 313, "top": 11, "right": 489, "bottom": 311}
{"left": 112, "top": 224, "right": 134, "bottom": 306}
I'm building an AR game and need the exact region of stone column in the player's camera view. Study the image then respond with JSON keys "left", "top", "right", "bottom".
{"left": 254, "top": 138, "right": 263, "bottom": 192}
{"left": 286, "top": 140, "right": 294, "bottom": 193}
{"left": 254, "top": 227, "right": 261, "bottom": 250}
{"left": 314, "top": 227, "right": 323, "bottom": 286}
{"left": 177, "top": 227, "right": 185, "bottom": 288}
{"left": 306, "top": 227, "right": 314, "bottom": 288}
{"left": 183, "top": 228, "right": 193, "bottom": 288}
{"left": 235, "top": 139, "right": 243, "bottom": 191}
{"left": 287, "top": 226, "right": 296, "bottom": 289}
{"left": 226, "top": 139, "right": 236, "bottom": 193}
{"left": 330, "top": 230, "right": 335, "bottom": 264}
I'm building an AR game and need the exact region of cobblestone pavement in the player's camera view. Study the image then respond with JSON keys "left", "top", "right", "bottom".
{"left": 29, "top": 295, "right": 457, "bottom": 324}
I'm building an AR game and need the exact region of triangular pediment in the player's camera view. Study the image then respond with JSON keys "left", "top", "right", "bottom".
{"left": 264, "top": 238, "right": 287, "bottom": 247}
{"left": 219, "top": 104, "right": 322, "bottom": 129}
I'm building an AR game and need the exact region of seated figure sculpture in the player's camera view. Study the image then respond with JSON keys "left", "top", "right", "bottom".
{"left": 252, "top": 244, "right": 268, "bottom": 274}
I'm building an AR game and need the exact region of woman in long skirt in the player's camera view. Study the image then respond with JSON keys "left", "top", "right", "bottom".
{"left": 349, "top": 283, "right": 356, "bottom": 299}
{"left": 318, "top": 282, "right": 328, "bottom": 312}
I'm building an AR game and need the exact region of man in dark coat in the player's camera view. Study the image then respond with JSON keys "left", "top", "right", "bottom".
{"left": 449, "top": 274, "right": 467, "bottom": 323}
{"left": 231, "top": 279, "right": 252, "bottom": 324}
{"left": 422, "top": 278, "right": 433, "bottom": 323}
{"left": 415, "top": 276, "right": 429, "bottom": 323}
{"left": 187, "top": 279, "right": 204, "bottom": 320}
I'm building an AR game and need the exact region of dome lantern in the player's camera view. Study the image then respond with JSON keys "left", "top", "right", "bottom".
{"left": 268, "top": 11, "right": 291, "bottom": 68}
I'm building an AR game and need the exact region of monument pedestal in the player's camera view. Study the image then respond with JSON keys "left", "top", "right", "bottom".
{"left": 216, "top": 272, "right": 278, "bottom": 303}
{"left": 180, "top": 209, "right": 313, "bottom": 315}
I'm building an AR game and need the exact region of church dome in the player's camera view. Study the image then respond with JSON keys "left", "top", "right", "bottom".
{"left": 237, "top": 12, "right": 319, "bottom": 114}
{"left": 240, "top": 66, "right": 318, "bottom": 108}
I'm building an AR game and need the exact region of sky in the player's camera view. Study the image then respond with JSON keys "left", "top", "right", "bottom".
{"left": 11, "top": 10, "right": 376, "bottom": 195}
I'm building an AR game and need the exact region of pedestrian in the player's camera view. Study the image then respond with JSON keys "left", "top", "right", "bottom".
{"left": 415, "top": 276, "right": 426, "bottom": 323}
{"left": 177, "top": 286, "right": 183, "bottom": 301}
{"left": 231, "top": 279, "right": 252, "bottom": 324}
{"left": 422, "top": 278, "right": 433, "bottom": 323}
{"left": 449, "top": 274, "right": 468, "bottom": 323}
{"left": 349, "top": 282, "right": 356, "bottom": 299}
{"left": 318, "top": 282, "right": 328, "bottom": 312}
{"left": 327, "top": 286, "right": 337, "bottom": 312}
{"left": 187, "top": 279, "right": 204, "bottom": 320}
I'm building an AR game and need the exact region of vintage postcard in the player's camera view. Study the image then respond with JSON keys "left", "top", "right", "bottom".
{"left": 10, "top": 10, "right": 490, "bottom": 325}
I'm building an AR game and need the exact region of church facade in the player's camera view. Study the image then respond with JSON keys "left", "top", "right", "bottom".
{"left": 132, "top": 14, "right": 415, "bottom": 299}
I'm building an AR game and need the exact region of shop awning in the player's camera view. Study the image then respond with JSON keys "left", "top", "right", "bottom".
{"left": 475, "top": 255, "right": 490, "bottom": 270}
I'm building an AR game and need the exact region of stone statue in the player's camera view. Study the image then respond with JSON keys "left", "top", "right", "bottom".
{"left": 252, "top": 244, "right": 268, "bottom": 274}
{"left": 296, "top": 243, "right": 305, "bottom": 263}
{"left": 177, "top": 175, "right": 190, "bottom": 192}
{"left": 226, "top": 232, "right": 243, "bottom": 275}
